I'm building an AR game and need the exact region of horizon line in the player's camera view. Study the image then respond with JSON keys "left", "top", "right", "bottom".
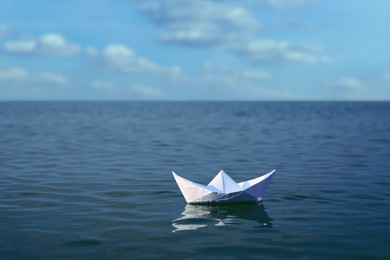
{"left": 1, "top": 100, "right": 389, "bottom": 103}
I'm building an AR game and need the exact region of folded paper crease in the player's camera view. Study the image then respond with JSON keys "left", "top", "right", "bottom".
{"left": 172, "top": 169, "right": 275, "bottom": 204}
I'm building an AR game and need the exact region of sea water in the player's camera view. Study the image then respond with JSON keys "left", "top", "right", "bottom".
{"left": 1, "top": 101, "right": 389, "bottom": 258}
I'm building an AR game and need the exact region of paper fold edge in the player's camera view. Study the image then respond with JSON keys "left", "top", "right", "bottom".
{"left": 172, "top": 171, "right": 213, "bottom": 203}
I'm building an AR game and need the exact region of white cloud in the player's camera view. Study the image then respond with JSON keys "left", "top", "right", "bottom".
{"left": 102, "top": 44, "right": 160, "bottom": 72}
{"left": 138, "top": 0, "right": 328, "bottom": 65}
{"left": 165, "top": 65, "right": 282, "bottom": 99}
{"left": 234, "top": 70, "right": 271, "bottom": 81}
{"left": 268, "top": 19, "right": 316, "bottom": 29}
{"left": 86, "top": 46, "right": 98, "bottom": 56}
{"left": 39, "top": 34, "right": 80, "bottom": 55}
{"left": 173, "top": 72, "right": 295, "bottom": 100}
{"left": 0, "top": 24, "right": 10, "bottom": 38}
{"left": 91, "top": 80, "right": 115, "bottom": 90}
{"left": 324, "top": 77, "right": 384, "bottom": 100}
{"left": 39, "top": 72, "right": 68, "bottom": 86}
{"left": 90, "top": 81, "right": 162, "bottom": 99}
{"left": 128, "top": 85, "right": 162, "bottom": 99}
{"left": 4, "top": 33, "right": 80, "bottom": 55}
{"left": 4, "top": 39, "right": 37, "bottom": 53}
{"left": 0, "top": 67, "right": 28, "bottom": 84}
{"left": 383, "top": 74, "right": 390, "bottom": 82}
{"left": 329, "top": 77, "right": 366, "bottom": 90}
{"left": 262, "top": 0, "right": 311, "bottom": 10}
{"left": 202, "top": 63, "right": 271, "bottom": 80}
{"left": 88, "top": 44, "right": 180, "bottom": 76}
{"left": 142, "top": 0, "right": 260, "bottom": 46}
{"left": 233, "top": 39, "right": 327, "bottom": 64}
{"left": 0, "top": 66, "right": 68, "bottom": 87}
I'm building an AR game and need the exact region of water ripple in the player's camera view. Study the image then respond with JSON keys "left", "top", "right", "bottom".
{"left": 1, "top": 101, "right": 390, "bottom": 258}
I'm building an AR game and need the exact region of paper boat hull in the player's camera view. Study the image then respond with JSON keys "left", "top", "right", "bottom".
{"left": 173, "top": 170, "right": 275, "bottom": 204}
{"left": 191, "top": 191, "right": 262, "bottom": 204}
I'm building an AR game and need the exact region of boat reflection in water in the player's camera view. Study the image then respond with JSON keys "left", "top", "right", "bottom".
{"left": 172, "top": 203, "right": 272, "bottom": 232}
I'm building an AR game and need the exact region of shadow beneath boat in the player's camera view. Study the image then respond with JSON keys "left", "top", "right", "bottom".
{"left": 172, "top": 203, "right": 273, "bottom": 232}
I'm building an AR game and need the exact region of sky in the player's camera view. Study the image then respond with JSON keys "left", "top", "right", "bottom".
{"left": 0, "top": 0, "right": 389, "bottom": 100}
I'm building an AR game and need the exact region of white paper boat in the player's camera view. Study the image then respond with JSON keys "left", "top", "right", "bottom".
{"left": 172, "top": 169, "right": 275, "bottom": 204}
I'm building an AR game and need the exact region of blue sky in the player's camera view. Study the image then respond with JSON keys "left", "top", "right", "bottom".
{"left": 0, "top": 0, "right": 389, "bottom": 100}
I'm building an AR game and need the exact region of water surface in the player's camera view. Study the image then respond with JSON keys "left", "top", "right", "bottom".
{"left": 1, "top": 101, "right": 389, "bottom": 258}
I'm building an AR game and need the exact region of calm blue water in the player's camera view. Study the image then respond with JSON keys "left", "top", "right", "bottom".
{"left": 1, "top": 101, "right": 389, "bottom": 259}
